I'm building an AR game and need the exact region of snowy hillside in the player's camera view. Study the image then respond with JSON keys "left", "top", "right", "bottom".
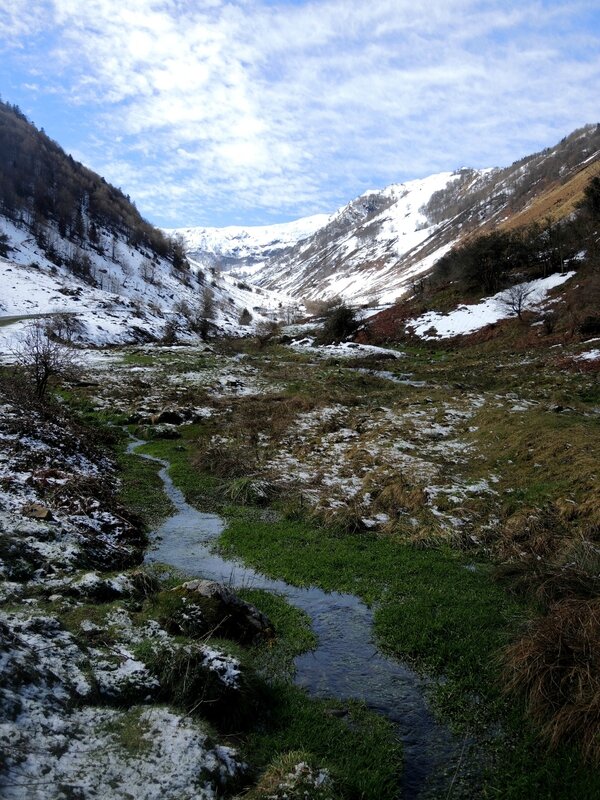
{"left": 173, "top": 171, "right": 471, "bottom": 306}
{"left": 0, "top": 214, "right": 291, "bottom": 347}
{"left": 173, "top": 125, "right": 600, "bottom": 308}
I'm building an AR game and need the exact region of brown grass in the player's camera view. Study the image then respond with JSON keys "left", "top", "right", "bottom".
{"left": 499, "top": 504, "right": 569, "bottom": 559}
{"left": 502, "top": 598, "right": 600, "bottom": 763}
{"left": 499, "top": 160, "right": 600, "bottom": 230}
{"left": 496, "top": 555, "right": 600, "bottom": 608}
{"left": 373, "top": 478, "right": 426, "bottom": 515}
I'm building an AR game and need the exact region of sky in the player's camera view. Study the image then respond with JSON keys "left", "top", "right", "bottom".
{"left": 1, "top": 1, "right": 599, "bottom": 229}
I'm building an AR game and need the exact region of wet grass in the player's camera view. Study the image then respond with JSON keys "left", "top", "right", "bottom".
{"left": 243, "top": 690, "right": 402, "bottom": 800}
{"left": 116, "top": 449, "right": 175, "bottom": 528}
{"left": 219, "top": 512, "right": 520, "bottom": 709}
{"left": 96, "top": 338, "right": 600, "bottom": 797}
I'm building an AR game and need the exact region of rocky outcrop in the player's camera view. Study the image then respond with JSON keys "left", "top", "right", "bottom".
{"left": 170, "top": 579, "right": 275, "bottom": 644}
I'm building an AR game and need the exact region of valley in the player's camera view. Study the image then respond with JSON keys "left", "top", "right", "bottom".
{"left": 0, "top": 97, "right": 599, "bottom": 800}
{"left": 1, "top": 326, "right": 598, "bottom": 799}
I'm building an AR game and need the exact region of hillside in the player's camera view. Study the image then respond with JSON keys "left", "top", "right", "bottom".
{"left": 0, "top": 101, "right": 288, "bottom": 344}
{"left": 174, "top": 125, "right": 600, "bottom": 306}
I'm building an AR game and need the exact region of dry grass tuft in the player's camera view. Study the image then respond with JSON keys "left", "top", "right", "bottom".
{"left": 192, "top": 439, "right": 257, "bottom": 478}
{"left": 313, "top": 501, "right": 367, "bottom": 535}
{"left": 373, "top": 478, "right": 426, "bottom": 516}
{"left": 500, "top": 503, "right": 568, "bottom": 559}
{"left": 502, "top": 598, "right": 600, "bottom": 762}
{"left": 496, "top": 555, "right": 600, "bottom": 608}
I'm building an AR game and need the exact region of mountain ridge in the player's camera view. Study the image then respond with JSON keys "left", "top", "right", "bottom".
{"left": 173, "top": 124, "right": 600, "bottom": 306}
{"left": 0, "top": 100, "right": 288, "bottom": 344}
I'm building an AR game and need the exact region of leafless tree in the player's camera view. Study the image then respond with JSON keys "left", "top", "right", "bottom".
{"left": 45, "top": 312, "right": 84, "bottom": 343}
{"left": 496, "top": 284, "right": 537, "bottom": 321}
{"left": 12, "top": 320, "right": 79, "bottom": 399}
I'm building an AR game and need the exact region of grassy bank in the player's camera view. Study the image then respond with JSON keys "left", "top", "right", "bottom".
{"left": 69, "top": 334, "right": 599, "bottom": 798}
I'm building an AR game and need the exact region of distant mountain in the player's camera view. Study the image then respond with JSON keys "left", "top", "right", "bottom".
{"left": 0, "top": 100, "right": 286, "bottom": 343}
{"left": 174, "top": 125, "right": 600, "bottom": 306}
{"left": 167, "top": 214, "right": 330, "bottom": 273}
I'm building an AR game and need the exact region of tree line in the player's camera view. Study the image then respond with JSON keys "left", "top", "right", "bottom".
{"left": 0, "top": 99, "right": 187, "bottom": 271}
{"left": 430, "top": 174, "right": 600, "bottom": 295}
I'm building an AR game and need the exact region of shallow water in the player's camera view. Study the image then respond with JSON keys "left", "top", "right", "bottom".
{"left": 130, "top": 440, "right": 460, "bottom": 799}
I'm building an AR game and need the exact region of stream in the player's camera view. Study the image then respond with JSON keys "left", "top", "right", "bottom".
{"left": 129, "top": 440, "right": 462, "bottom": 799}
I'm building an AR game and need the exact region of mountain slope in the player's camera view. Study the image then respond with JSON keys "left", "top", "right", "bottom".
{"left": 0, "top": 100, "right": 287, "bottom": 344}
{"left": 167, "top": 214, "right": 330, "bottom": 273}
{"left": 174, "top": 125, "right": 600, "bottom": 306}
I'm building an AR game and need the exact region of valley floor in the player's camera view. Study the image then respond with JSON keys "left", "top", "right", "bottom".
{"left": 1, "top": 330, "right": 599, "bottom": 798}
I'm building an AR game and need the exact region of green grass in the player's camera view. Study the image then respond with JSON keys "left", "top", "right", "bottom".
{"left": 116, "top": 449, "right": 175, "bottom": 528}
{"left": 217, "top": 511, "right": 600, "bottom": 797}
{"left": 100, "top": 706, "right": 153, "bottom": 757}
{"left": 132, "top": 429, "right": 225, "bottom": 510}
{"left": 242, "top": 690, "right": 402, "bottom": 800}
{"left": 219, "top": 514, "right": 520, "bottom": 698}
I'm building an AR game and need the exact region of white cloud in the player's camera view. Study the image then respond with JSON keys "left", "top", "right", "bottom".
{"left": 2, "top": 0, "right": 599, "bottom": 225}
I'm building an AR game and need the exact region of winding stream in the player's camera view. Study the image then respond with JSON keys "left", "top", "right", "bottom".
{"left": 129, "top": 440, "right": 461, "bottom": 799}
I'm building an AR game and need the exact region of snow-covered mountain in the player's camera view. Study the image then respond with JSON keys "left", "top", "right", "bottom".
{"left": 0, "top": 100, "right": 292, "bottom": 345}
{"left": 167, "top": 214, "right": 330, "bottom": 272}
{"left": 174, "top": 125, "right": 600, "bottom": 307}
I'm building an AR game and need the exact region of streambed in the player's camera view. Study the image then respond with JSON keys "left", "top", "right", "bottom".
{"left": 130, "top": 440, "right": 463, "bottom": 799}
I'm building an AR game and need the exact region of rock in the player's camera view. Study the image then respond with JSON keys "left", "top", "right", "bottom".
{"left": 56, "top": 571, "right": 135, "bottom": 602}
{"left": 174, "top": 579, "right": 274, "bottom": 644}
{"left": 147, "top": 424, "right": 181, "bottom": 440}
{"left": 153, "top": 410, "right": 184, "bottom": 425}
{"left": 21, "top": 502, "right": 53, "bottom": 521}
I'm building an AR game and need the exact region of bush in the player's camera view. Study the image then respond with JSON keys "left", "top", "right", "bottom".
{"left": 318, "top": 303, "right": 359, "bottom": 344}
{"left": 503, "top": 599, "right": 600, "bottom": 762}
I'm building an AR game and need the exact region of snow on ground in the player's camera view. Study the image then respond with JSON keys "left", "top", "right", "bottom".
{"left": 289, "top": 337, "right": 403, "bottom": 359}
{"left": 0, "top": 377, "right": 248, "bottom": 799}
{"left": 0, "top": 611, "right": 243, "bottom": 800}
{"left": 408, "top": 272, "right": 575, "bottom": 339}
{"left": 575, "top": 349, "right": 600, "bottom": 361}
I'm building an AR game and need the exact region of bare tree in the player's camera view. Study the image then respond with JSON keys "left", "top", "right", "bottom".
{"left": 12, "top": 320, "right": 79, "bottom": 399}
{"left": 45, "top": 312, "right": 84, "bottom": 343}
{"left": 255, "top": 320, "right": 281, "bottom": 349}
{"left": 496, "top": 284, "right": 537, "bottom": 321}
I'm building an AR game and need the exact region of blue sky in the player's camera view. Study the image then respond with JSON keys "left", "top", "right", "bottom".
{"left": 1, "top": 1, "right": 599, "bottom": 228}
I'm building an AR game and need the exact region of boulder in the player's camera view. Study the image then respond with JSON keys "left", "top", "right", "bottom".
{"left": 21, "top": 502, "right": 53, "bottom": 521}
{"left": 173, "top": 579, "right": 274, "bottom": 644}
{"left": 153, "top": 410, "right": 185, "bottom": 425}
{"left": 147, "top": 424, "right": 181, "bottom": 440}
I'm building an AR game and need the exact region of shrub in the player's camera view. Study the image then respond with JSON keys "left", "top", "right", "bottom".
{"left": 317, "top": 303, "right": 359, "bottom": 345}
{"left": 12, "top": 320, "right": 80, "bottom": 399}
{"left": 503, "top": 599, "right": 600, "bottom": 762}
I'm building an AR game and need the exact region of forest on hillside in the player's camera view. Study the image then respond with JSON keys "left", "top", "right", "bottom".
{"left": 0, "top": 100, "right": 187, "bottom": 271}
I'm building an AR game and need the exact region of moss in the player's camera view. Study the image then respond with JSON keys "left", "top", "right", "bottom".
{"left": 100, "top": 706, "right": 153, "bottom": 756}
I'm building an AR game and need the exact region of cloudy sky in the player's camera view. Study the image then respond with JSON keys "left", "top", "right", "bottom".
{"left": 1, "top": 1, "right": 599, "bottom": 228}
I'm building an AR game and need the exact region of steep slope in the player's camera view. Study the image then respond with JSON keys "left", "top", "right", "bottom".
{"left": 0, "top": 101, "right": 287, "bottom": 344}
{"left": 174, "top": 125, "right": 600, "bottom": 306}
